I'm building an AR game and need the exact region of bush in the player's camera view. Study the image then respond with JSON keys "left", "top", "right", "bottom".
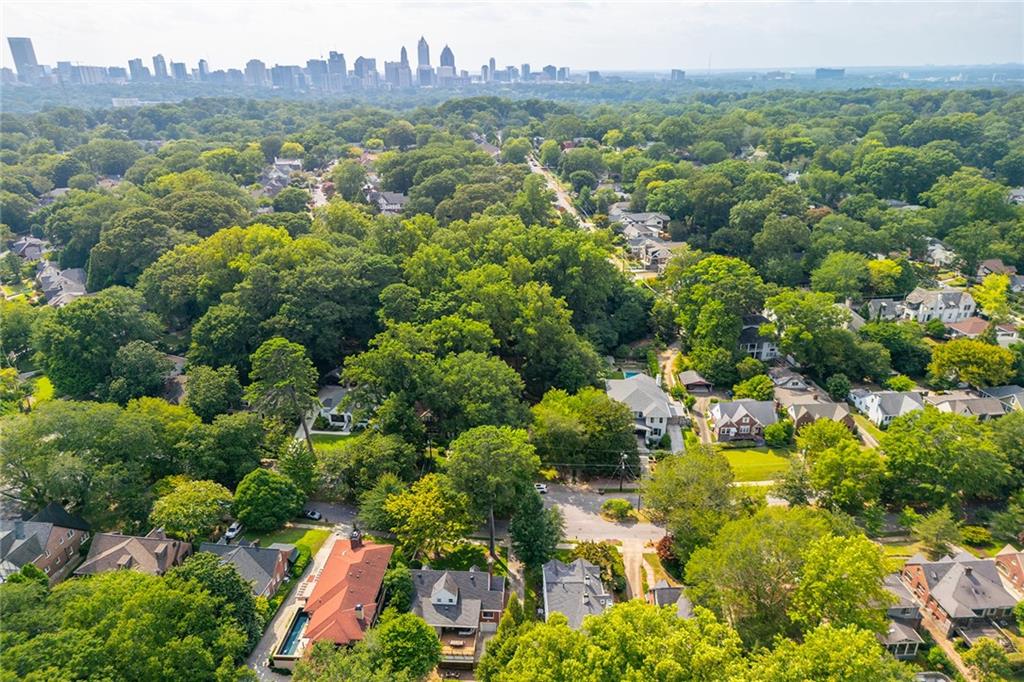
{"left": 291, "top": 544, "right": 312, "bottom": 577}
{"left": 647, "top": 350, "right": 660, "bottom": 378}
{"left": 601, "top": 498, "right": 634, "bottom": 521}
{"left": 825, "top": 374, "right": 851, "bottom": 401}
{"left": 885, "top": 374, "right": 916, "bottom": 392}
{"left": 961, "top": 525, "right": 992, "bottom": 546}
{"left": 657, "top": 432, "right": 672, "bottom": 450}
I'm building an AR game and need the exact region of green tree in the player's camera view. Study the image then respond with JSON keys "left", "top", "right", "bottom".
{"left": 357, "top": 473, "right": 407, "bottom": 533}
{"left": 385, "top": 473, "right": 474, "bottom": 559}
{"left": 643, "top": 446, "right": 735, "bottom": 564}
{"left": 315, "top": 432, "right": 418, "bottom": 502}
{"left": 860, "top": 322, "right": 931, "bottom": 376}
{"left": 87, "top": 207, "right": 190, "bottom": 290}
{"left": 825, "top": 374, "right": 852, "bottom": 401}
{"left": 742, "top": 623, "right": 910, "bottom": 682}
{"left": 810, "top": 251, "right": 870, "bottom": 299}
{"left": 330, "top": 159, "right": 368, "bottom": 202}
{"left": 32, "top": 286, "right": 160, "bottom": 397}
{"left": 273, "top": 187, "right": 311, "bottom": 213}
{"left": 149, "top": 479, "right": 232, "bottom": 541}
{"left": 500, "top": 137, "right": 532, "bottom": 164}
{"left": 538, "top": 139, "right": 561, "bottom": 168}
{"left": 971, "top": 273, "right": 1012, "bottom": 323}
{"left": 372, "top": 612, "right": 441, "bottom": 679}
{"left": 168, "top": 550, "right": 265, "bottom": 649}
{"left": 232, "top": 468, "right": 304, "bottom": 532}
{"left": 382, "top": 564, "right": 415, "bottom": 611}
{"left": 184, "top": 364, "right": 243, "bottom": 422}
{"left": 962, "top": 637, "right": 1012, "bottom": 682}
{"left": 790, "top": 534, "right": 892, "bottom": 633}
{"left": 912, "top": 507, "right": 962, "bottom": 560}
{"left": 104, "top": 340, "right": 173, "bottom": 404}
{"left": 885, "top": 374, "right": 916, "bottom": 392}
{"left": 446, "top": 426, "right": 539, "bottom": 556}
{"left": 245, "top": 337, "right": 320, "bottom": 451}
{"left": 795, "top": 417, "right": 856, "bottom": 455}
{"left": 732, "top": 374, "right": 774, "bottom": 401}
{"left": 810, "top": 441, "right": 886, "bottom": 514}
{"left": 509, "top": 490, "right": 564, "bottom": 569}
{"left": 278, "top": 439, "right": 317, "bottom": 496}
{"left": 686, "top": 507, "right": 839, "bottom": 646}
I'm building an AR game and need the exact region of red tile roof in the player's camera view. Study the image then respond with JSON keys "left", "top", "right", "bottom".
{"left": 303, "top": 539, "right": 393, "bottom": 646}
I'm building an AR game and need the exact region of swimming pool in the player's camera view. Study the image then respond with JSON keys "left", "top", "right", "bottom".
{"left": 279, "top": 611, "right": 310, "bottom": 656}
{"left": 623, "top": 370, "right": 641, "bottom": 378}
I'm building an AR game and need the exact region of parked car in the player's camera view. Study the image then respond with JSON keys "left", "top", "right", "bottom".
{"left": 225, "top": 521, "right": 242, "bottom": 540}
{"left": 303, "top": 509, "right": 323, "bottom": 521}
{"left": 534, "top": 483, "right": 548, "bottom": 494}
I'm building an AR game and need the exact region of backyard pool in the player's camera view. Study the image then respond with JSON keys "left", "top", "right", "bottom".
{"left": 623, "top": 370, "right": 641, "bottom": 378}
{"left": 279, "top": 611, "right": 310, "bottom": 656}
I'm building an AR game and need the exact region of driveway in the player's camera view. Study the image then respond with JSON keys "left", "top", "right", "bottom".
{"left": 526, "top": 155, "right": 594, "bottom": 230}
{"left": 543, "top": 483, "right": 663, "bottom": 543}
{"left": 693, "top": 397, "right": 713, "bottom": 445}
{"left": 248, "top": 526, "right": 349, "bottom": 680}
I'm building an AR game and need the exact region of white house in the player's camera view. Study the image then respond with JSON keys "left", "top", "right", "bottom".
{"left": 848, "top": 388, "right": 924, "bottom": 427}
{"left": 606, "top": 373, "right": 680, "bottom": 444}
{"left": 738, "top": 315, "right": 779, "bottom": 361}
{"left": 901, "top": 288, "right": 975, "bottom": 324}
{"left": 925, "top": 238, "right": 958, "bottom": 268}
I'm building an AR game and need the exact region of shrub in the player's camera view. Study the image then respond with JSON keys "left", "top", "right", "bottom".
{"left": 961, "top": 525, "right": 992, "bottom": 546}
{"left": 764, "top": 419, "right": 794, "bottom": 447}
{"left": 647, "top": 350, "right": 660, "bottom": 378}
{"left": 825, "top": 374, "right": 851, "bottom": 401}
{"left": 885, "top": 374, "right": 916, "bottom": 392}
{"left": 601, "top": 498, "right": 634, "bottom": 521}
{"left": 291, "top": 544, "right": 312, "bottom": 577}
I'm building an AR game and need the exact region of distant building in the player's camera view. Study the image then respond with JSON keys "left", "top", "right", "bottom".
{"left": 7, "top": 37, "right": 40, "bottom": 82}
{"left": 815, "top": 67, "right": 845, "bottom": 79}
{"left": 417, "top": 36, "right": 430, "bottom": 66}
{"left": 521, "top": 63, "right": 531, "bottom": 80}
{"left": 557, "top": 67, "right": 570, "bottom": 81}
{"left": 306, "top": 59, "right": 328, "bottom": 90}
{"left": 198, "top": 59, "right": 209, "bottom": 81}
{"left": 152, "top": 53, "right": 169, "bottom": 80}
{"left": 587, "top": 71, "right": 602, "bottom": 84}
{"left": 128, "top": 58, "right": 150, "bottom": 81}
{"left": 670, "top": 69, "right": 686, "bottom": 81}
{"left": 489, "top": 57, "right": 496, "bottom": 81}
{"left": 439, "top": 45, "right": 455, "bottom": 70}
{"left": 328, "top": 51, "right": 347, "bottom": 90}
{"left": 170, "top": 61, "right": 188, "bottom": 80}
{"left": 245, "top": 59, "right": 268, "bottom": 87}
{"left": 542, "top": 64, "right": 557, "bottom": 80}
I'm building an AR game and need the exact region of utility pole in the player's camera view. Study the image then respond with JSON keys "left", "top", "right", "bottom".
{"left": 618, "top": 452, "right": 626, "bottom": 492}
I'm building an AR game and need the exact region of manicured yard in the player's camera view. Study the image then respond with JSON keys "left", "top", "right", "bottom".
{"left": 852, "top": 414, "right": 884, "bottom": 442}
{"left": 310, "top": 432, "right": 353, "bottom": 445}
{"left": 643, "top": 552, "right": 678, "bottom": 587}
{"left": 429, "top": 542, "right": 509, "bottom": 577}
{"left": 242, "top": 526, "right": 331, "bottom": 555}
{"left": 720, "top": 447, "right": 790, "bottom": 482}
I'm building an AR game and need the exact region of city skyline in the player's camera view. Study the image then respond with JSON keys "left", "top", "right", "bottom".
{"left": 2, "top": 1, "right": 1021, "bottom": 74}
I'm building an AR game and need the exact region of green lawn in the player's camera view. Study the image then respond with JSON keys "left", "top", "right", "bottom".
{"left": 310, "top": 432, "right": 353, "bottom": 445}
{"left": 643, "top": 552, "right": 678, "bottom": 587}
{"left": 853, "top": 414, "right": 884, "bottom": 442}
{"left": 429, "top": 542, "right": 509, "bottom": 577}
{"left": 720, "top": 447, "right": 790, "bottom": 482}
{"left": 242, "top": 526, "right": 331, "bottom": 554}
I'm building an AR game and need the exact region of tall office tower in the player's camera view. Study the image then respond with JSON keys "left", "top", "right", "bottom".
{"left": 506, "top": 65, "right": 519, "bottom": 81}
{"left": 327, "top": 51, "right": 347, "bottom": 91}
{"left": 440, "top": 45, "right": 455, "bottom": 69}
{"left": 417, "top": 36, "right": 430, "bottom": 66}
{"left": 306, "top": 59, "right": 328, "bottom": 89}
{"left": 557, "top": 67, "right": 570, "bottom": 81}
{"left": 488, "top": 57, "right": 496, "bottom": 81}
{"left": 542, "top": 64, "right": 557, "bottom": 80}
{"left": 481, "top": 65, "right": 489, "bottom": 82}
{"left": 56, "top": 61, "right": 75, "bottom": 84}
{"left": 245, "top": 59, "right": 268, "bottom": 87}
{"left": 152, "top": 54, "right": 169, "bottom": 79}
{"left": 400, "top": 46, "right": 409, "bottom": 66}
{"left": 170, "top": 62, "right": 188, "bottom": 80}
{"left": 198, "top": 59, "right": 209, "bottom": 81}
{"left": 670, "top": 69, "right": 685, "bottom": 81}
{"left": 521, "top": 63, "right": 531, "bottom": 81}
{"left": 128, "top": 58, "right": 150, "bottom": 80}
{"left": 107, "top": 66, "right": 128, "bottom": 81}
{"left": 7, "top": 37, "right": 40, "bottom": 82}
{"left": 384, "top": 61, "right": 401, "bottom": 86}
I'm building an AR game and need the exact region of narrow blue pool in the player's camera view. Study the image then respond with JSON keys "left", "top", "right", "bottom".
{"left": 624, "top": 370, "right": 641, "bottom": 378}
{"left": 280, "top": 612, "right": 310, "bottom": 655}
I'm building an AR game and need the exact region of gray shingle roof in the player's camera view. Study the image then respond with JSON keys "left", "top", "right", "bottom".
{"left": 198, "top": 542, "right": 284, "bottom": 595}
{"left": 906, "top": 552, "right": 1017, "bottom": 618}
{"left": 606, "top": 374, "right": 672, "bottom": 419}
{"left": 711, "top": 399, "right": 778, "bottom": 427}
{"left": 878, "top": 618, "right": 924, "bottom": 646}
{"left": 0, "top": 521, "right": 49, "bottom": 578}
{"left": 542, "top": 558, "right": 612, "bottom": 629}
{"left": 648, "top": 580, "right": 694, "bottom": 618}
{"left": 410, "top": 568, "right": 506, "bottom": 629}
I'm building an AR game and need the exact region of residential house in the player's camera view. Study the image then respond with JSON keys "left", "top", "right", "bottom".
{"left": 542, "top": 558, "right": 613, "bottom": 630}
{"left": 198, "top": 541, "right": 295, "bottom": 597}
{"left": 411, "top": 567, "right": 507, "bottom": 664}
{"left": 10, "top": 235, "right": 48, "bottom": 261}
{"left": 272, "top": 531, "right": 393, "bottom": 670}
{"left": 318, "top": 384, "right": 355, "bottom": 431}
{"left": 925, "top": 390, "right": 1007, "bottom": 421}
{"left": 738, "top": 315, "right": 779, "bottom": 361}
{"left": 36, "top": 187, "right": 70, "bottom": 207}
{"left": 981, "top": 385, "right": 1024, "bottom": 412}
{"left": 75, "top": 528, "right": 191, "bottom": 577}
{"left": 945, "top": 317, "right": 1019, "bottom": 345}
{"left": 273, "top": 157, "right": 303, "bottom": 174}
{"left": 925, "top": 238, "right": 958, "bottom": 268}
{"left": 376, "top": 191, "right": 408, "bottom": 214}
{"left": 615, "top": 211, "right": 669, "bottom": 232}
{"left": 995, "top": 546, "right": 1024, "bottom": 595}
{"left": 769, "top": 367, "right": 812, "bottom": 392}
{"left": 635, "top": 239, "right": 677, "bottom": 272}
{"left": 879, "top": 573, "right": 924, "bottom": 660}
{"left": 1009, "top": 187, "right": 1024, "bottom": 205}
{"left": 709, "top": 399, "right": 778, "bottom": 443}
{"left": 1010, "top": 274, "right": 1024, "bottom": 294}
{"left": 678, "top": 370, "right": 712, "bottom": 394}
{"left": 788, "top": 402, "right": 855, "bottom": 432}
{"left": 622, "top": 223, "right": 663, "bottom": 243}
{"left": 646, "top": 580, "right": 694, "bottom": 619}
{"left": 864, "top": 298, "right": 903, "bottom": 322}
{"left": 848, "top": 389, "right": 924, "bottom": 428}
{"left": 901, "top": 551, "right": 1019, "bottom": 639}
{"left": 976, "top": 258, "right": 1017, "bottom": 281}
{"left": 606, "top": 373, "right": 681, "bottom": 445}
{"left": 901, "top": 288, "right": 975, "bottom": 324}
{"left": 0, "top": 502, "right": 91, "bottom": 584}
{"left": 35, "top": 262, "right": 86, "bottom": 307}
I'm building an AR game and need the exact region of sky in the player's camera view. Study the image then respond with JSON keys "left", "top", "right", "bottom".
{"left": 2, "top": 1, "right": 1022, "bottom": 74}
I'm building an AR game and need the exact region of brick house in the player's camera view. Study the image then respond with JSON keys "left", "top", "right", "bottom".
{"left": 709, "top": 400, "right": 777, "bottom": 443}
{"left": 995, "top": 545, "right": 1024, "bottom": 594}
{"left": 75, "top": 528, "right": 192, "bottom": 577}
{"left": 0, "top": 502, "right": 91, "bottom": 584}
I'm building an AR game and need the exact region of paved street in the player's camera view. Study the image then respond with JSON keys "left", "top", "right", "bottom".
{"left": 526, "top": 155, "right": 593, "bottom": 230}
{"left": 693, "top": 397, "right": 713, "bottom": 445}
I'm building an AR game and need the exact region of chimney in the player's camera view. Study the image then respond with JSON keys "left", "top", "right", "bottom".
{"left": 350, "top": 527, "right": 362, "bottom": 549}
{"left": 13, "top": 521, "right": 25, "bottom": 540}
{"left": 964, "top": 566, "right": 973, "bottom": 576}
{"left": 354, "top": 603, "right": 364, "bottom": 620}
{"left": 583, "top": 593, "right": 590, "bottom": 604}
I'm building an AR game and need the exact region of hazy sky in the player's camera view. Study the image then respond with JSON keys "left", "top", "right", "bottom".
{"left": 2, "top": 1, "right": 1022, "bottom": 73}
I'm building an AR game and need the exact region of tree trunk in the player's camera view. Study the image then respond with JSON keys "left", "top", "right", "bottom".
{"left": 300, "top": 410, "right": 314, "bottom": 453}
{"left": 488, "top": 506, "right": 497, "bottom": 558}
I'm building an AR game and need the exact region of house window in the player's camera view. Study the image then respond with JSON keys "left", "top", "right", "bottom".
{"left": 44, "top": 550, "right": 51, "bottom": 558}
{"left": 739, "top": 425, "right": 750, "bottom": 434}
{"left": 59, "top": 536, "right": 64, "bottom": 545}
{"left": 66, "top": 529, "right": 73, "bottom": 539}
{"left": 44, "top": 566, "right": 50, "bottom": 574}
{"left": 55, "top": 556, "right": 61, "bottom": 565}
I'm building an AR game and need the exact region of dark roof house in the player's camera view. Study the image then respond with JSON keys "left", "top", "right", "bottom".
{"left": 75, "top": 528, "right": 191, "bottom": 577}
{"left": 542, "top": 558, "right": 612, "bottom": 629}
{"left": 198, "top": 541, "right": 294, "bottom": 596}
